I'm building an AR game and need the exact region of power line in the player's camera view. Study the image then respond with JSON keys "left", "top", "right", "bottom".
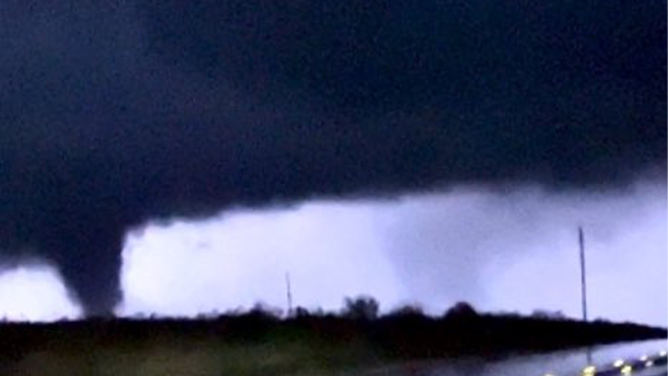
{"left": 579, "top": 226, "right": 588, "bottom": 322}
{"left": 285, "top": 272, "right": 293, "bottom": 317}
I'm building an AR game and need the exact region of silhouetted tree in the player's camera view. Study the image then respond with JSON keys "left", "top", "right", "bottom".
{"left": 531, "top": 309, "right": 567, "bottom": 320}
{"left": 248, "top": 303, "right": 282, "bottom": 320}
{"left": 294, "top": 306, "right": 310, "bottom": 318}
{"left": 494, "top": 310, "right": 521, "bottom": 318}
{"left": 387, "top": 304, "right": 425, "bottom": 318}
{"left": 342, "top": 295, "right": 379, "bottom": 320}
{"left": 444, "top": 302, "right": 478, "bottom": 320}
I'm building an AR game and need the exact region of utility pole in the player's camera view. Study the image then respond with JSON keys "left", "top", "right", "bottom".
{"left": 285, "top": 272, "right": 293, "bottom": 318}
{"left": 578, "top": 226, "right": 588, "bottom": 322}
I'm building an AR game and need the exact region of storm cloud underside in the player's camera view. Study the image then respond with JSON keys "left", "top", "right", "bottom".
{"left": 0, "top": 0, "right": 665, "bottom": 314}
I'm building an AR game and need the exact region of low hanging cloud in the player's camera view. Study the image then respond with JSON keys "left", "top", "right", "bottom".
{"left": 117, "top": 181, "right": 666, "bottom": 326}
{"left": 119, "top": 202, "right": 406, "bottom": 316}
{"left": 0, "top": 264, "right": 82, "bottom": 322}
{"left": 0, "top": 0, "right": 665, "bottom": 314}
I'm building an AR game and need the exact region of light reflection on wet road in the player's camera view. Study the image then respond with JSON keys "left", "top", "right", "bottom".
{"left": 358, "top": 339, "right": 667, "bottom": 376}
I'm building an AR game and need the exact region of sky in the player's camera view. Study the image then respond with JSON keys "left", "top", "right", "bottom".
{"left": 0, "top": 0, "right": 666, "bottom": 322}
{"left": 122, "top": 179, "right": 668, "bottom": 326}
{"left": 1, "top": 179, "right": 665, "bottom": 326}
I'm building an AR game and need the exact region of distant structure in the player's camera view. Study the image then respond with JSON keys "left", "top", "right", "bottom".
{"left": 579, "top": 226, "right": 588, "bottom": 322}
{"left": 285, "top": 272, "right": 293, "bottom": 317}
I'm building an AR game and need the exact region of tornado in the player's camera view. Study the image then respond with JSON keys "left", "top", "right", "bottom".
{"left": 0, "top": 0, "right": 665, "bottom": 316}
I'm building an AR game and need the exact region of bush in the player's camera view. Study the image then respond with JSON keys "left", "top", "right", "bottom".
{"left": 531, "top": 309, "right": 567, "bottom": 320}
{"left": 294, "top": 306, "right": 310, "bottom": 318}
{"left": 248, "top": 303, "right": 282, "bottom": 320}
{"left": 444, "top": 302, "right": 478, "bottom": 320}
{"left": 387, "top": 304, "right": 425, "bottom": 318}
{"left": 342, "top": 295, "right": 380, "bottom": 320}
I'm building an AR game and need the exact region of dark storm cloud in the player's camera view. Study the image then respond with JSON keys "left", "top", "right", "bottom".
{"left": 0, "top": 0, "right": 665, "bottom": 314}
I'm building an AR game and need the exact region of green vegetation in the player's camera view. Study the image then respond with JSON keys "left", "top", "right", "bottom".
{"left": 0, "top": 299, "right": 665, "bottom": 376}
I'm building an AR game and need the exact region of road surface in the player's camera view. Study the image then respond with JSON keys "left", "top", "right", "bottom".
{"left": 358, "top": 338, "right": 667, "bottom": 376}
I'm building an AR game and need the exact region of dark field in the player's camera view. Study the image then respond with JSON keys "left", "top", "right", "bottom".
{"left": 0, "top": 304, "right": 665, "bottom": 376}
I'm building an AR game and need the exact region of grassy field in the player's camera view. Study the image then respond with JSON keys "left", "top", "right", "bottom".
{"left": 5, "top": 334, "right": 375, "bottom": 376}
{"left": 1, "top": 307, "right": 665, "bottom": 376}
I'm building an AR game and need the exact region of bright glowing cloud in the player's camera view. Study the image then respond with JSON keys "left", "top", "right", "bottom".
{"left": 119, "top": 201, "right": 407, "bottom": 316}
{"left": 0, "top": 183, "right": 663, "bottom": 326}
{"left": 117, "top": 182, "right": 666, "bottom": 326}
{"left": 0, "top": 265, "right": 82, "bottom": 322}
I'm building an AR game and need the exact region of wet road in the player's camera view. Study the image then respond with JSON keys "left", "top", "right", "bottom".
{"left": 358, "top": 338, "right": 667, "bottom": 376}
